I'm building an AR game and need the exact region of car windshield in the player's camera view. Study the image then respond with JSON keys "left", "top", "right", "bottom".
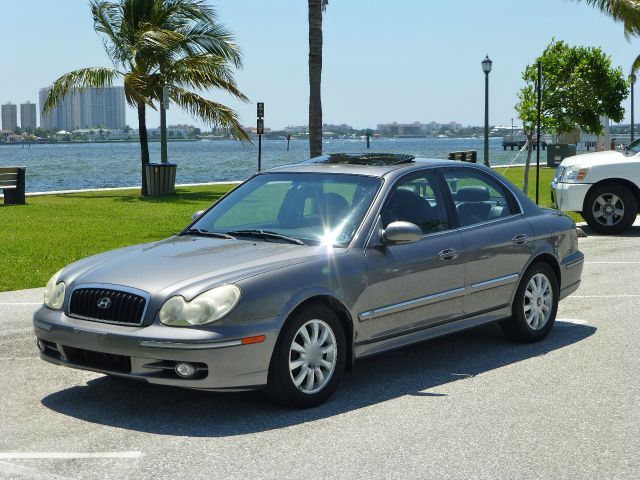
{"left": 627, "top": 137, "right": 640, "bottom": 154}
{"left": 190, "top": 173, "right": 382, "bottom": 246}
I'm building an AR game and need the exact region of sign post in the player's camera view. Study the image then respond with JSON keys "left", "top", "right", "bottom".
{"left": 535, "top": 61, "right": 542, "bottom": 205}
{"left": 161, "top": 86, "right": 169, "bottom": 164}
{"left": 257, "top": 102, "right": 264, "bottom": 172}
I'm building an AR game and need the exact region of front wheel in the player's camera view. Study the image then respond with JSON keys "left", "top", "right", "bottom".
{"left": 267, "top": 305, "right": 346, "bottom": 408}
{"left": 501, "top": 263, "right": 558, "bottom": 343}
{"left": 582, "top": 183, "right": 637, "bottom": 234}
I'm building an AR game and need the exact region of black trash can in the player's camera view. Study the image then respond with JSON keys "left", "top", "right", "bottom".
{"left": 547, "top": 144, "right": 577, "bottom": 167}
{"left": 145, "top": 163, "right": 177, "bottom": 196}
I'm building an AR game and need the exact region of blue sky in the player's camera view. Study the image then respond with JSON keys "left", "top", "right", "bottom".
{"left": 1, "top": 0, "right": 639, "bottom": 129}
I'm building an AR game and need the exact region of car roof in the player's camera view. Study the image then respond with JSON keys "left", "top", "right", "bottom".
{"left": 267, "top": 154, "right": 457, "bottom": 178}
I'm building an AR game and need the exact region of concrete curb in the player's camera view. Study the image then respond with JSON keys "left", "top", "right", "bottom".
{"left": 22, "top": 180, "right": 242, "bottom": 198}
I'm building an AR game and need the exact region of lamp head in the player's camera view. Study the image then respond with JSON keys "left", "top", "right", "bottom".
{"left": 481, "top": 55, "right": 492, "bottom": 74}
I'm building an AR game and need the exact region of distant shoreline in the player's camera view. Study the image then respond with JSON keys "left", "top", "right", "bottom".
{"left": 0, "top": 138, "right": 199, "bottom": 146}
{"left": 0, "top": 135, "right": 510, "bottom": 147}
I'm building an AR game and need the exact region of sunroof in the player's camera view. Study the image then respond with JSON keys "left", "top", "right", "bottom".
{"left": 303, "top": 153, "right": 415, "bottom": 166}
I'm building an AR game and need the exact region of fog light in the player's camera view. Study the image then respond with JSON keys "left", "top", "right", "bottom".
{"left": 175, "top": 362, "right": 197, "bottom": 378}
{"left": 36, "top": 339, "right": 46, "bottom": 352}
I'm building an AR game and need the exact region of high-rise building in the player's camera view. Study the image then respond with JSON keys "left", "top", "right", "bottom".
{"left": 1, "top": 103, "right": 18, "bottom": 131}
{"left": 87, "top": 87, "right": 126, "bottom": 129}
{"left": 39, "top": 87, "right": 79, "bottom": 131}
{"left": 39, "top": 86, "right": 126, "bottom": 131}
{"left": 20, "top": 101, "right": 37, "bottom": 130}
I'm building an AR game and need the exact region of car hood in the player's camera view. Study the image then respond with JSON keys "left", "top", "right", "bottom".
{"left": 561, "top": 150, "right": 635, "bottom": 168}
{"left": 61, "top": 236, "right": 327, "bottom": 299}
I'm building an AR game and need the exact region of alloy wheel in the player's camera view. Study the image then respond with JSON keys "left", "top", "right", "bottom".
{"left": 523, "top": 273, "right": 553, "bottom": 330}
{"left": 288, "top": 319, "right": 337, "bottom": 394}
{"left": 592, "top": 193, "right": 625, "bottom": 227}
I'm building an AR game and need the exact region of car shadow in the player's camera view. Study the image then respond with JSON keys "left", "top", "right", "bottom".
{"left": 41, "top": 321, "right": 595, "bottom": 438}
{"left": 579, "top": 221, "right": 640, "bottom": 238}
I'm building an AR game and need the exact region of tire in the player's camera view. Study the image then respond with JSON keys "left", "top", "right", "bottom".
{"left": 267, "top": 304, "right": 346, "bottom": 408}
{"left": 582, "top": 183, "right": 638, "bottom": 234}
{"left": 501, "top": 263, "right": 558, "bottom": 343}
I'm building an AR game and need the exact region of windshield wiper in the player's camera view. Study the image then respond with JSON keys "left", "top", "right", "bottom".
{"left": 225, "top": 229, "right": 305, "bottom": 245}
{"left": 182, "top": 228, "right": 235, "bottom": 240}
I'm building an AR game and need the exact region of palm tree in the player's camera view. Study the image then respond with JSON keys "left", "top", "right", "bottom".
{"left": 44, "top": 0, "right": 249, "bottom": 196}
{"left": 308, "top": 0, "right": 328, "bottom": 158}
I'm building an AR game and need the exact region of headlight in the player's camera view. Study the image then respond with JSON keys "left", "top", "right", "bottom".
{"left": 159, "top": 284, "right": 241, "bottom": 326}
{"left": 560, "top": 165, "right": 589, "bottom": 183}
{"left": 43, "top": 270, "right": 66, "bottom": 310}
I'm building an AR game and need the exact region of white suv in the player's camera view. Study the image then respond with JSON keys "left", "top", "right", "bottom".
{"left": 551, "top": 142, "right": 640, "bottom": 234}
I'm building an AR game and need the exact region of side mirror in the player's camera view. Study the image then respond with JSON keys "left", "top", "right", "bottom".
{"left": 192, "top": 210, "right": 205, "bottom": 222}
{"left": 382, "top": 221, "right": 423, "bottom": 244}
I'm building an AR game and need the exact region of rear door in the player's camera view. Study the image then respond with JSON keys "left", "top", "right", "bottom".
{"left": 440, "top": 167, "right": 533, "bottom": 316}
{"left": 361, "top": 170, "right": 466, "bottom": 342}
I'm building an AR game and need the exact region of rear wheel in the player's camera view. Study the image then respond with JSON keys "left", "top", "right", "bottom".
{"left": 583, "top": 183, "right": 637, "bottom": 234}
{"left": 267, "top": 305, "right": 346, "bottom": 408}
{"left": 501, "top": 263, "right": 558, "bottom": 343}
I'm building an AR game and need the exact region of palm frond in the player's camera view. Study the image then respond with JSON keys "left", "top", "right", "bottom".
{"left": 91, "top": 0, "right": 129, "bottom": 66}
{"left": 164, "top": 20, "right": 243, "bottom": 67}
{"left": 151, "top": 0, "right": 217, "bottom": 27}
{"left": 572, "top": 0, "right": 640, "bottom": 36}
{"left": 165, "top": 54, "right": 249, "bottom": 101}
{"left": 123, "top": 71, "right": 156, "bottom": 108}
{"left": 631, "top": 53, "right": 640, "bottom": 74}
{"left": 170, "top": 86, "right": 250, "bottom": 141}
{"left": 44, "top": 67, "right": 120, "bottom": 112}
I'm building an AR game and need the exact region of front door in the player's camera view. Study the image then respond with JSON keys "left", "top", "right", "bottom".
{"left": 441, "top": 167, "right": 533, "bottom": 316}
{"left": 361, "top": 170, "right": 466, "bottom": 344}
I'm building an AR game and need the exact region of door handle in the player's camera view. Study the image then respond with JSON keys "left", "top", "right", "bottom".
{"left": 438, "top": 248, "right": 459, "bottom": 261}
{"left": 512, "top": 234, "right": 529, "bottom": 245}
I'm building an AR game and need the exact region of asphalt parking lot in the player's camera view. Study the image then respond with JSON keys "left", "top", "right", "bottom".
{"left": 1, "top": 223, "right": 639, "bottom": 480}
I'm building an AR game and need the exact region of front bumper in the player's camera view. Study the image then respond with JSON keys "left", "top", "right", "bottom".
{"left": 551, "top": 181, "right": 591, "bottom": 213}
{"left": 33, "top": 307, "right": 280, "bottom": 391}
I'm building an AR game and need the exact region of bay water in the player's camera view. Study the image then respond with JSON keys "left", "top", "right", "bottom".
{"left": 1, "top": 137, "right": 537, "bottom": 193}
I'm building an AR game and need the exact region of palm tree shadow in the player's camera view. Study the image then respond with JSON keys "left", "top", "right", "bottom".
{"left": 41, "top": 322, "right": 595, "bottom": 437}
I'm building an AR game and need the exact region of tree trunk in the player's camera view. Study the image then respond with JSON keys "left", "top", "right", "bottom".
{"left": 522, "top": 134, "right": 533, "bottom": 196}
{"left": 137, "top": 103, "right": 150, "bottom": 196}
{"left": 308, "top": 0, "right": 323, "bottom": 158}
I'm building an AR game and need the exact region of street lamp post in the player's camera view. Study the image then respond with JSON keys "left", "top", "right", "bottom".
{"left": 630, "top": 73, "right": 636, "bottom": 143}
{"left": 482, "top": 55, "right": 493, "bottom": 167}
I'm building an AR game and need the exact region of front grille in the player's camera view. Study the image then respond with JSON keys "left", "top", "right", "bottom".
{"left": 63, "top": 345, "right": 131, "bottom": 373}
{"left": 69, "top": 287, "right": 146, "bottom": 325}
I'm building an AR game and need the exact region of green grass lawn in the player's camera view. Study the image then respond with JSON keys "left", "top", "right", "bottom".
{"left": 0, "top": 166, "right": 578, "bottom": 292}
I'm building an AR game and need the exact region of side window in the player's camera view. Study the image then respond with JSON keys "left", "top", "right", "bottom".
{"left": 381, "top": 172, "right": 450, "bottom": 235}
{"left": 442, "top": 169, "right": 517, "bottom": 227}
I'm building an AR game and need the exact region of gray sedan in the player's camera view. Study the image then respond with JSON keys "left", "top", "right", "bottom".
{"left": 33, "top": 154, "right": 584, "bottom": 407}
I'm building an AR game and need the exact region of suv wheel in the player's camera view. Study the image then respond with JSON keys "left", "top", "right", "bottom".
{"left": 501, "top": 263, "right": 558, "bottom": 343}
{"left": 267, "top": 305, "right": 346, "bottom": 408}
{"left": 583, "top": 183, "right": 638, "bottom": 234}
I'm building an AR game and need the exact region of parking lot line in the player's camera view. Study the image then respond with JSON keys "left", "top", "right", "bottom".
{"left": 0, "top": 452, "right": 143, "bottom": 459}
{"left": 568, "top": 294, "right": 640, "bottom": 298}
{"left": 0, "top": 302, "right": 41, "bottom": 305}
{"left": 584, "top": 261, "right": 640, "bottom": 264}
{"left": 555, "top": 318, "right": 589, "bottom": 326}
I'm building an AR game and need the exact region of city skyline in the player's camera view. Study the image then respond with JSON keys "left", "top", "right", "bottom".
{"left": 1, "top": 1, "right": 640, "bottom": 131}
{"left": 38, "top": 86, "right": 126, "bottom": 131}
